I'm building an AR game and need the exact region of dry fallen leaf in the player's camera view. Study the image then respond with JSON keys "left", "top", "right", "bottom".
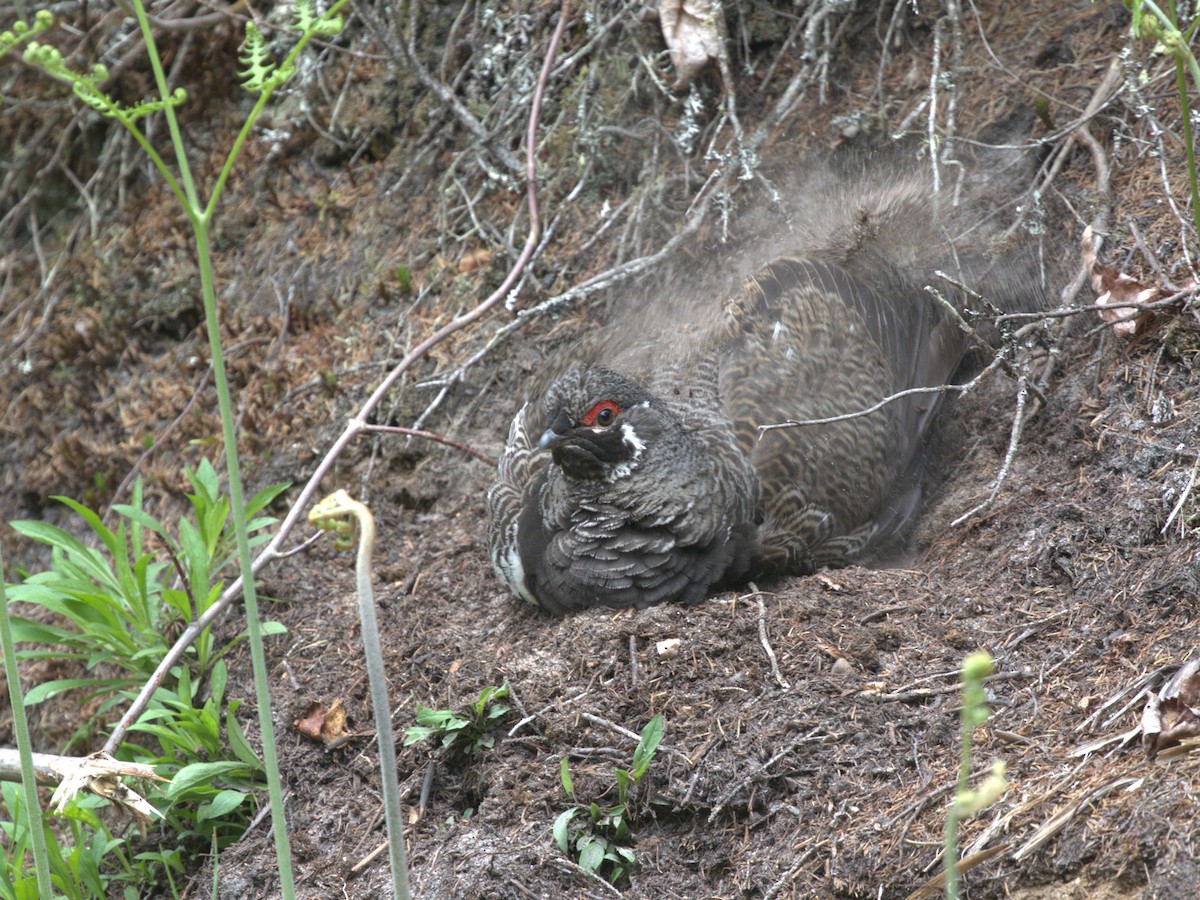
{"left": 1143, "top": 659, "right": 1200, "bottom": 761}
{"left": 294, "top": 698, "right": 350, "bottom": 744}
{"left": 658, "top": 0, "right": 720, "bottom": 88}
{"left": 294, "top": 702, "right": 326, "bottom": 741}
{"left": 1082, "top": 226, "right": 1197, "bottom": 337}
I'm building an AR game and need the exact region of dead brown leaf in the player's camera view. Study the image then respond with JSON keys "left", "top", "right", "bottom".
{"left": 294, "top": 699, "right": 351, "bottom": 745}
{"left": 658, "top": 0, "right": 720, "bottom": 88}
{"left": 1143, "top": 659, "right": 1200, "bottom": 761}
{"left": 1082, "top": 225, "right": 1156, "bottom": 337}
{"left": 1081, "top": 225, "right": 1197, "bottom": 337}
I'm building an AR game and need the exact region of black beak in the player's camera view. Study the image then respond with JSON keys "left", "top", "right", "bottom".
{"left": 539, "top": 409, "right": 572, "bottom": 450}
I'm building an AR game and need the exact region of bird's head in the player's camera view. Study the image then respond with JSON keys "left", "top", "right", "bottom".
{"left": 538, "top": 367, "right": 662, "bottom": 483}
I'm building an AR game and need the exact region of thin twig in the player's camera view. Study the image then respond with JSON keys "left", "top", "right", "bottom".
{"left": 579, "top": 712, "right": 686, "bottom": 767}
{"left": 763, "top": 844, "right": 821, "bottom": 900}
{"left": 547, "top": 858, "right": 623, "bottom": 898}
{"left": 707, "top": 727, "right": 825, "bottom": 824}
{"left": 1073, "top": 123, "right": 1113, "bottom": 234}
{"left": 628, "top": 634, "right": 639, "bottom": 689}
{"left": 361, "top": 424, "right": 495, "bottom": 466}
{"left": 950, "top": 374, "right": 1028, "bottom": 527}
{"left": 758, "top": 381, "right": 979, "bottom": 433}
{"left": 1162, "top": 453, "right": 1200, "bottom": 537}
{"left": 747, "top": 585, "right": 789, "bottom": 690}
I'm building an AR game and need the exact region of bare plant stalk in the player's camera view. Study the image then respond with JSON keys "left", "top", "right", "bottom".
{"left": 307, "top": 490, "right": 410, "bottom": 899}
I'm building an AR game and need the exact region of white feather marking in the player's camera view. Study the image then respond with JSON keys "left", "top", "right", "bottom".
{"left": 620, "top": 421, "right": 646, "bottom": 455}
{"left": 606, "top": 421, "right": 646, "bottom": 482}
{"left": 497, "top": 522, "right": 538, "bottom": 606}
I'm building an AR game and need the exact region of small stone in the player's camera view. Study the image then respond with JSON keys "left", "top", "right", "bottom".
{"left": 656, "top": 638, "right": 682, "bottom": 659}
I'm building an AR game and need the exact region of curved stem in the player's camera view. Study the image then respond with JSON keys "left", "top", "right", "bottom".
{"left": 129, "top": 1, "right": 200, "bottom": 216}
{"left": 309, "top": 491, "right": 410, "bottom": 898}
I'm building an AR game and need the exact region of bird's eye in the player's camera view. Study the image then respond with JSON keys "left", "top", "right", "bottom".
{"left": 582, "top": 400, "right": 620, "bottom": 428}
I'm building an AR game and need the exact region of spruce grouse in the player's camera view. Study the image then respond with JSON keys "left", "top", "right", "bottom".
{"left": 487, "top": 180, "right": 1048, "bottom": 615}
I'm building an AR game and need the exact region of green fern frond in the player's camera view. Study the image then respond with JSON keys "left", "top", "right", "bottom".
{"left": 293, "top": 0, "right": 318, "bottom": 34}
{"left": 0, "top": 10, "right": 54, "bottom": 60}
{"left": 292, "top": 0, "right": 344, "bottom": 37}
{"left": 314, "top": 14, "right": 344, "bottom": 37}
{"left": 239, "top": 22, "right": 277, "bottom": 93}
{"left": 135, "top": 86, "right": 187, "bottom": 120}
{"left": 25, "top": 42, "right": 117, "bottom": 115}
{"left": 25, "top": 44, "right": 186, "bottom": 121}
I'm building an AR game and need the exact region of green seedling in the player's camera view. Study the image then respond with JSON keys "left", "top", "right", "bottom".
{"left": 554, "top": 713, "right": 664, "bottom": 884}
{"left": 6, "top": 462, "right": 286, "bottom": 705}
{"left": 943, "top": 652, "right": 1009, "bottom": 899}
{"left": 1, "top": 463, "right": 282, "bottom": 895}
{"left": 405, "top": 685, "right": 511, "bottom": 757}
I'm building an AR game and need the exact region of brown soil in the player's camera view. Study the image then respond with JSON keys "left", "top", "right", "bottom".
{"left": 2, "top": 1, "right": 1199, "bottom": 898}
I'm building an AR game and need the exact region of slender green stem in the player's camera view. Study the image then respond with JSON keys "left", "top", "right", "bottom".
{"left": 130, "top": 137, "right": 186, "bottom": 208}
{"left": 206, "top": 88, "right": 275, "bottom": 225}
{"left": 129, "top": 0, "right": 200, "bottom": 217}
{"left": 122, "top": 1, "right": 300, "bottom": 892}
{"left": 1135, "top": 0, "right": 1200, "bottom": 239}
{"left": 193, "top": 222, "right": 295, "bottom": 897}
{"left": 942, "top": 703, "right": 975, "bottom": 899}
{"left": 1140, "top": 0, "right": 1200, "bottom": 79}
{"left": 0, "top": 549, "right": 55, "bottom": 898}
{"left": 1166, "top": 0, "right": 1200, "bottom": 241}
{"left": 105, "top": 108, "right": 189, "bottom": 210}
{"left": 1173, "top": 53, "right": 1200, "bottom": 241}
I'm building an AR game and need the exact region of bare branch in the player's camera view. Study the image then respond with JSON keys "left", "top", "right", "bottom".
{"left": 757, "top": 381, "right": 984, "bottom": 434}
{"left": 950, "top": 374, "right": 1029, "bottom": 527}
{"left": 361, "top": 424, "right": 496, "bottom": 466}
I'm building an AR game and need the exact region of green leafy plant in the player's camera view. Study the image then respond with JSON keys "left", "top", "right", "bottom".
{"left": 0, "top": 544, "right": 54, "bottom": 900}
{"left": 126, "top": 662, "right": 265, "bottom": 843}
{"left": 553, "top": 713, "right": 664, "bottom": 884}
{"left": 0, "top": 781, "right": 139, "bottom": 900}
{"left": 1121, "top": 0, "right": 1200, "bottom": 240}
{"left": 943, "top": 652, "right": 1009, "bottom": 899}
{"left": 1, "top": 464, "right": 283, "bottom": 894}
{"left": 404, "top": 685, "right": 511, "bottom": 758}
{"left": 3, "top": 0, "right": 349, "bottom": 895}
{"left": 6, "top": 462, "right": 285, "bottom": 709}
